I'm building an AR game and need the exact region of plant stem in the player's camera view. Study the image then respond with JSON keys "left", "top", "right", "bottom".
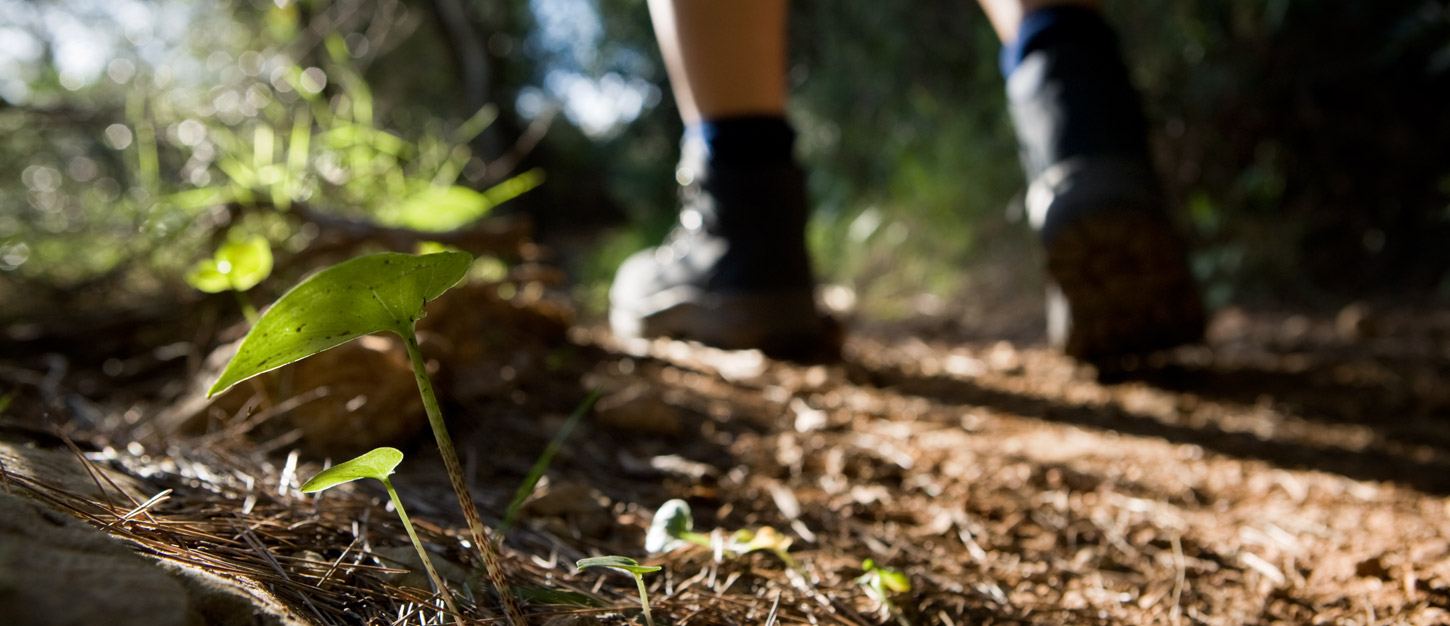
{"left": 403, "top": 326, "right": 528, "bottom": 626}
{"left": 382, "top": 476, "right": 464, "bottom": 626}
{"left": 234, "top": 289, "right": 259, "bottom": 324}
{"left": 634, "top": 575, "right": 656, "bottom": 626}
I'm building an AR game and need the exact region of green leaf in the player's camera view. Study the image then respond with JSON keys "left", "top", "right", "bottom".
{"left": 479, "top": 168, "right": 545, "bottom": 209}
{"left": 515, "top": 586, "right": 603, "bottom": 608}
{"left": 300, "top": 447, "right": 403, "bottom": 492}
{"left": 576, "top": 556, "right": 662, "bottom": 576}
{"left": 858, "top": 559, "right": 911, "bottom": 597}
{"left": 878, "top": 568, "right": 911, "bottom": 593}
{"left": 207, "top": 251, "right": 471, "bottom": 397}
{"left": 216, "top": 235, "right": 274, "bottom": 291}
{"left": 185, "top": 259, "right": 232, "bottom": 293}
{"left": 163, "top": 186, "right": 233, "bottom": 212}
{"left": 385, "top": 185, "right": 492, "bottom": 232}
{"left": 728, "top": 526, "right": 792, "bottom": 555}
{"left": 645, "top": 499, "right": 695, "bottom": 553}
{"left": 186, "top": 235, "right": 274, "bottom": 293}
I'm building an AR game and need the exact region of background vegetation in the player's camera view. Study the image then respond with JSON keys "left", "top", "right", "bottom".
{"left": 2, "top": 0, "right": 1448, "bottom": 326}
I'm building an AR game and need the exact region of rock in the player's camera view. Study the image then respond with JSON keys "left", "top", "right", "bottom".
{"left": 0, "top": 490, "right": 194, "bottom": 626}
{"left": 0, "top": 439, "right": 149, "bottom": 503}
{"left": 0, "top": 441, "right": 303, "bottom": 626}
{"left": 159, "top": 560, "right": 306, "bottom": 626}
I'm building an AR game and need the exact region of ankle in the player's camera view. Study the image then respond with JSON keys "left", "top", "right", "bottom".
{"left": 1000, "top": 5, "right": 1116, "bottom": 78}
{"left": 684, "top": 115, "right": 797, "bottom": 169}
{"left": 675, "top": 116, "right": 809, "bottom": 240}
{"left": 1003, "top": 6, "right": 1151, "bottom": 182}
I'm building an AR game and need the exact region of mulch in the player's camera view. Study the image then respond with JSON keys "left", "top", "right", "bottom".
{"left": 4, "top": 284, "right": 1450, "bottom": 625}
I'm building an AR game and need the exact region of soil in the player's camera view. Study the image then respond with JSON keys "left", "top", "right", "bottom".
{"left": 3, "top": 279, "right": 1450, "bottom": 625}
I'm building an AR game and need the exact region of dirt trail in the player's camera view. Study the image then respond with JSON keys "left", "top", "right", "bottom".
{"left": 484, "top": 304, "right": 1450, "bottom": 625}
{"left": 4, "top": 291, "right": 1450, "bottom": 625}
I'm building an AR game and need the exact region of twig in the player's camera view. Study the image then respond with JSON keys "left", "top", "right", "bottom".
{"left": 107, "top": 489, "right": 173, "bottom": 528}
{"left": 763, "top": 592, "right": 782, "bottom": 626}
{"left": 1170, "top": 534, "right": 1186, "bottom": 624}
{"left": 55, "top": 429, "right": 125, "bottom": 515}
{"left": 232, "top": 514, "right": 333, "bottom": 626}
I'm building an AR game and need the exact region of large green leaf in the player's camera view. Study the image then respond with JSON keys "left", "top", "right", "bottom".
{"left": 299, "top": 447, "right": 404, "bottom": 493}
{"left": 207, "top": 250, "right": 471, "bottom": 397}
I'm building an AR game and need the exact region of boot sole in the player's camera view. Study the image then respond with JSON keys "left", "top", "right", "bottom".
{"left": 1044, "top": 208, "right": 1206, "bottom": 366}
{"left": 611, "top": 289, "right": 842, "bottom": 362}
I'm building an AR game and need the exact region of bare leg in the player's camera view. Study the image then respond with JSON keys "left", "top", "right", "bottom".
{"left": 613, "top": 1, "right": 835, "bottom": 360}
{"left": 647, "top": 0, "right": 788, "bottom": 124}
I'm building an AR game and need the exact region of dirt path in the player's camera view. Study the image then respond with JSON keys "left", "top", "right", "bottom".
{"left": 486, "top": 304, "right": 1450, "bottom": 625}
{"left": 5, "top": 293, "right": 1450, "bottom": 625}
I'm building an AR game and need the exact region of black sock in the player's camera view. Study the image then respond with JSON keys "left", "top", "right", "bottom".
{"left": 686, "top": 115, "right": 797, "bottom": 169}
{"left": 1002, "top": 6, "right": 1150, "bottom": 181}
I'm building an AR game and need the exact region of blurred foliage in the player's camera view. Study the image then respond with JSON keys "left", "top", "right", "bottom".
{"left": 184, "top": 234, "right": 273, "bottom": 294}
{"left": 0, "top": 0, "right": 545, "bottom": 320}
{"left": 1116, "top": 0, "right": 1450, "bottom": 303}
{"left": 2, "top": 0, "right": 1448, "bottom": 326}
{"left": 790, "top": 2, "right": 1024, "bottom": 317}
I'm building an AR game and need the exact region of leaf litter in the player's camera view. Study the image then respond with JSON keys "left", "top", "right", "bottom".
{"left": 3, "top": 281, "right": 1450, "bottom": 625}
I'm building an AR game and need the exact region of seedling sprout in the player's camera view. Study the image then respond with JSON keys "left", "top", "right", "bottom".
{"left": 856, "top": 558, "right": 912, "bottom": 626}
{"left": 576, "top": 556, "right": 662, "bottom": 626}
{"left": 499, "top": 387, "right": 602, "bottom": 537}
{"left": 646, "top": 499, "right": 809, "bottom": 582}
{"left": 185, "top": 234, "right": 273, "bottom": 322}
{"left": 207, "top": 251, "right": 527, "bottom": 625}
{"left": 644, "top": 498, "right": 710, "bottom": 554}
{"left": 300, "top": 447, "right": 462, "bottom": 624}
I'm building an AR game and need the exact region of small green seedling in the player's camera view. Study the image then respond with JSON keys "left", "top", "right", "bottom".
{"left": 207, "top": 251, "right": 526, "bottom": 626}
{"left": 300, "top": 447, "right": 461, "bottom": 623}
{"left": 856, "top": 559, "right": 911, "bottom": 626}
{"left": 727, "top": 526, "right": 796, "bottom": 563}
{"left": 726, "top": 526, "right": 812, "bottom": 585}
{"left": 576, "top": 556, "right": 662, "bottom": 626}
{"left": 185, "top": 234, "right": 273, "bottom": 322}
{"left": 645, "top": 499, "right": 808, "bottom": 582}
{"left": 644, "top": 498, "right": 711, "bottom": 554}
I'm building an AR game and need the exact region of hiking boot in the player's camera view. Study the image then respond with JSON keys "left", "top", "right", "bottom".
{"left": 1006, "top": 16, "right": 1206, "bottom": 366}
{"left": 1027, "top": 157, "right": 1206, "bottom": 366}
{"left": 608, "top": 140, "right": 840, "bottom": 361}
